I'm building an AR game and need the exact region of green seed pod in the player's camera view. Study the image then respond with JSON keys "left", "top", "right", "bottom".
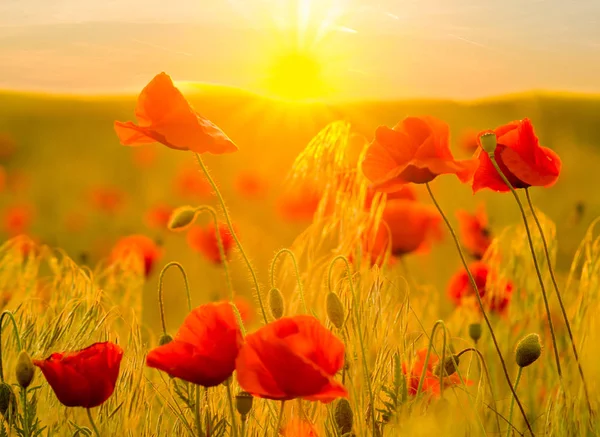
{"left": 0, "top": 382, "right": 16, "bottom": 421}
{"left": 479, "top": 132, "right": 497, "bottom": 154}
{"left": 326, "top": 292, "right": 345, "bottom": 329}
{"left": 268, "top": 288, "right": 285, "bottom": 319}
{"left": 433, "top": 354, "right": 460, "bottom": 377}
{"left": 468, "top": 323, "right": 482, "bottom": 343}
{"left": 168, "top": 206, "right": 197, "bottom": 231}
{"left": 15, "top": 350, "right": 34, "bottom": 389}
{"left": 515, "top": 333, "right": 542, "bottom": 368}
{"left": 236, "top": 391, "right": 253, "bottom": 417}
{"left": 334, "top": 398, "right": 353, "bottom": 434}
{"left": 159, "top": 334, "right": 174, "bottom": 346}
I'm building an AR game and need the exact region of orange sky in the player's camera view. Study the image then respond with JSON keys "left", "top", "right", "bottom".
{"left": 1, "top": 0, "right": 599, "bottom": 100}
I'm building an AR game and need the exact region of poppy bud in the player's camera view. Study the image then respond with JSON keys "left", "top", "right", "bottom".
{"left": 16, "top": 350, "right": 35, "bottom": 389}
{"left": 268, "top": 288, "right": 285, "bottom": 319}
{"left": 0, "top": 382, "right": 16, "bottom": 421}
{"left": 334, "top": 398, "right": 353, "bottom": 434}
{"left": 433, "top": 354, "right": 460, "bottom": 377}
{"left": 159, "top": 334, "right": 173, "bottom": 346}
{"left": 326, "top": 292, "right": 345, "bottom": 329}
{"left": 236, "top": 391, "right": 253, "bottom": 418}
{"left": 515, "top": 333, "right": 542, "bottom": 368}
{"left": 468, "top": 323, "right": 482, "bottom": 343}
{"left": 479, "top": 132, "right": 497, "bottom": 154}
{"left": 168, "top": 206, "right": 197, "bottom": 231}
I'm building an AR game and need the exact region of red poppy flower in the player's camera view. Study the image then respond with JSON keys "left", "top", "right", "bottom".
{"left": 472, "top": 118, "right": 561, "bottom": 193}
{"left": 403, "top": 348, "right": 471, "bottom": 397}
{"left": 281, "top": 417, "right": 319, "bottom": 437}
{"left": 174, "top": 165, "right": 213, "bottom": 200}
{"left": 361, "top": 116, "right": 478, "bottom": 192}
{"left": 146, "top": 302, "right": 243, "bottom": 386}
{"left": 110, "top": 235, "right": 162, "bottom": 277}
{"left": 447, "top": 262, "right": 513, "bottom": 314}
{"left": 277, "top": 183, "right": 322, "bottom": 222}
{"left": 89, "top": 186, "right": 125, "bottom": 215}
{"left": 144, "top": 203, "right": 173, "bottom": 230}
{"left": 456, "top": 204, "right": 491, "bottom": 259}
{"left": 114, "top": 72, "right": 237, "bottom": 154}
{"left": 234, "top": 171, "right": 269, "bottom": 199}
{"left": 236, "top": 315, "right": 348, "bottom": 403}
{"left": 186, "top": 223, "right": 235, "bottom": 264}
{"left": 382, "top": 199, "right": 443, "bottom": 256}
{"left": 33, "top": 342, "right": 123, "bottom": 408}
{"left": 3, "top": 204, "right": 33, "bottom": 236}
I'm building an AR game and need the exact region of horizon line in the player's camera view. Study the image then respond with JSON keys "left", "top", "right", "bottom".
{"left": 1, "top": 82, "right": 599, "bottom": 105}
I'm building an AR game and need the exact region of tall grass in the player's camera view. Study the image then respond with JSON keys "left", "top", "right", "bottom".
{"left": 0, "top": 120, "right": 597, "bottom": 436}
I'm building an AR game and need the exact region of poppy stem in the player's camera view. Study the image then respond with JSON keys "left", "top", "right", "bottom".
{"left": 525, "top": 189, "right": 594, "bottom": 419}
{"left": 86, "top": 408, "right": 101, "bottom": 437}
{"left": 0, "top": 310, "right": 22, "bottom": 382}
{"left": 157, "top": 262, "right": 192, "bottom": 336}
{"left": 328, "top": 255, "right": 376, "bottom": 437}
{"left": 275, "top": 401, "right": 285, "bottom": 435}
{"left": 225, "top": 381, "right": 238, "bottom": 437}
{"left": 425, "top": 182, "right": 534, "bottom": 436}
{"left": 270, "top": 249, "right": 308, "bottom": 314}
{"left": 457, "top": 347, "right": 502, "bottom": 435}
{"left": 193, "top": 205, "right": 246, "bottom": 335}
{"left": 194, "top": 385, "right": 203, "bottom": 437}
{"left": 194, "top": 153, "right": 268, "bottom": 325}
{"left": 485, "top": 155, "right": 563, "bottom": 380}
{"left": 506, "top": 367, "right": 523, "bottom": 437}
{"left": 416, "top": 320, "right": 446, "bottom": 397}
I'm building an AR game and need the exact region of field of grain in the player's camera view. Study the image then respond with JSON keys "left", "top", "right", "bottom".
{"left": 0, "top": 83, "right": 599, "bottom": 436}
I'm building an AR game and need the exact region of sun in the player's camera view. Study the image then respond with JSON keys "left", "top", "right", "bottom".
{"left": 246, "top": 0, "right": 356, "bottom": 101}
{"left": 266, "top": 50, "right": 326, "bottom": 100}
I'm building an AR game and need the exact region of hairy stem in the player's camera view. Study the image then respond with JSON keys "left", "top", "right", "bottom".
{"left": 86, "top": 408, "right": 101, "bottom": 437}
{"left": 0, "top": 310, "right": 22, "bottom": 382}
{"left": 157, "top": 262, "right": 191, "bottom": 335}
{"left": 195, "top": 153, "right": 268, "bottom": 324}
{"left": 506, "top": 367, "right": 523, "bottom": 437}
{"left": 193, "top": 205, "right": 246, "bottom": 335}
{"left": 225, "top": 382, "right": 238, "bottom": 437}
{"left": 486, "top": 155, "right": 562, "bottom": 380}
{"left": 328, "top": 255, "right": 376, "bottom": 437}
{"left": 426, "top": 182, "right": 533, "bottom": 436}
{"left": 195, "top": 385, "right": 203, "bottom": 437}
{"left": 275, "top": 401, "right": 285, "bottom": 435}
{"left": 270, "top": 248, "right": 307, "bottom": 314}
{"left": 525, "top": 188, "right": 593, "bottom": 417}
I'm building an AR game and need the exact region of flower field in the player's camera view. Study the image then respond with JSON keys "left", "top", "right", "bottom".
{"left": 0, "top": 74, "right": 599, "bottom": 436}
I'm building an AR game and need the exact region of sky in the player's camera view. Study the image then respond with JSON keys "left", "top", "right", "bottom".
{"left": 0, "top": 0, "right": 599, "bottom": 99}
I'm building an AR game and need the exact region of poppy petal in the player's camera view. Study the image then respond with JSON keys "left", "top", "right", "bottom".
{"left": 472, "top": 151, "right": 511, "bottom": 193}
{"left": 114, "top": 121, "right": 160, "bottom": 146}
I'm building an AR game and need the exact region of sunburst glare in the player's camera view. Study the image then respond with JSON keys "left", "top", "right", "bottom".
{"left": 228, "top": 0, "right": 361, "bottom": 101}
